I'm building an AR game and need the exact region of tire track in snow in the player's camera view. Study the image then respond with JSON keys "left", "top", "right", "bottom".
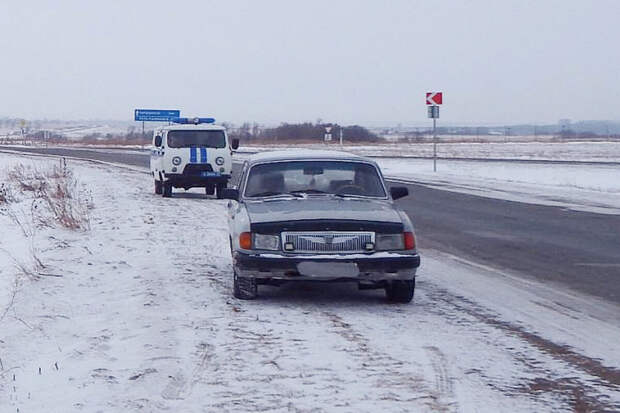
{"left": 321, "top": 310, "right": 457, "bottom": 411}
{"left": 422, "top": 282, "right": 620, "bottom": 412}
{"left": 424, "top": 345, "right": 455, "bottom": 411}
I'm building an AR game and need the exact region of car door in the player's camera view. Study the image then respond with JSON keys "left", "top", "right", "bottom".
{"left": 228, "top": 161, "right": 250, "bottom": 249}
{"left": 151, "top": 131, "right": 164, "bottom": 179}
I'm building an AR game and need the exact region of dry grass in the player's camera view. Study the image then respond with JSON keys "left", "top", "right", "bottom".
{"left": 4, "top": 162, "right": 91, "bottom": 231}
{"left": 0, "top": 183, "right": 15, "bottom": 204}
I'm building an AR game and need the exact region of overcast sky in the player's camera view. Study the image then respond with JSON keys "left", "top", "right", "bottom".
{"left": 1, "top": 0, "right": 619, "bottom": 125}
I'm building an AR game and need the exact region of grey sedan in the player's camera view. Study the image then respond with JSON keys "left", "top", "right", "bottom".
{"left": 222, "top": 150, "right": 421, "bottom": 302}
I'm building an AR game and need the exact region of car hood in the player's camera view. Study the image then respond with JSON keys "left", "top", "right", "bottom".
{"left": 245, "top": 197, "right": 402, "bottom": 224}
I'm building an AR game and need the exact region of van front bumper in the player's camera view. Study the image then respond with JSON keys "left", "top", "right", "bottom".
{"left": 164, "top": 173, "right": 231, "bottom": 187}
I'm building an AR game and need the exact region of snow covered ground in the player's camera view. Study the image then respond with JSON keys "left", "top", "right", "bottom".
{"left": 238, "top": 140, "right": 620, "bottom": 162}
{"left": 1, "top": 152, "right": 619, "bottom": 412}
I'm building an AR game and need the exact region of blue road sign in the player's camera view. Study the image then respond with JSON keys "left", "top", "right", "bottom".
{"left": 134, "top": 109, "right": 180, "bottom": 122}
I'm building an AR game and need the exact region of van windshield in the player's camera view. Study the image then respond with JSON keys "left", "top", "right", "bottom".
{"left": 167, "top": 130, "right": 226, "bottom": 148}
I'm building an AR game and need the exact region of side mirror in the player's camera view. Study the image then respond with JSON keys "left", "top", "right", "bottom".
{"left": 220, "top": 188, "right": 239, "bottom": 201}
{"left": 231, "top": 138, "right": 239, "bottom": 150}
{"left": 154, "top": 135, "right": 162, "bottom": 147}
{"left": 390, "top": 186, "right": 408, "bottom": 200}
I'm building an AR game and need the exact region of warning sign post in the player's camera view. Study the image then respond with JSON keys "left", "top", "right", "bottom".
{"left": 426, "top": 92, "right": 443, "bottom": 172}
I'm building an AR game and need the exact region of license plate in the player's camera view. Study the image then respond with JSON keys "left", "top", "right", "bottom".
{"left": 200, "top": 171, "right": 221, "bottom": 177}
{"left": 297, "top": 261, "right": 359, "bottom": 278}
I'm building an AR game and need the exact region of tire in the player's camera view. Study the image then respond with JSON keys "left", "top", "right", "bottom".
{"left": 162, "top": 183, "right": 173, "bottom": 198}
{"left": 154, "top": 180, "right": 163, "bottom": 194}
{"left": 385, "top": 279, "right": 415, "bottom": 303}
{"left": 215, "top": 183, "right": 226, "bottom": 199}
{"left": 205, "top": 185, "right": 215, "bottom": 196}
{"left": 233, "top": 270, "right": 257, "bottom": 300}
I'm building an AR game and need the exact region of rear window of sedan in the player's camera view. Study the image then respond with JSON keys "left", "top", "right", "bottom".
{"left": 244, "top": 160, "right": 386, "bottom": 198}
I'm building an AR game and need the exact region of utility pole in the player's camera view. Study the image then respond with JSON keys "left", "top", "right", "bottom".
{"left": 339, "top": 127, "right": 343, "bottom": 146}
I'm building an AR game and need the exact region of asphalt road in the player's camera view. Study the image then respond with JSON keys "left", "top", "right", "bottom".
{"left": 4, "top": 146, "right": 620, "bottom": 303}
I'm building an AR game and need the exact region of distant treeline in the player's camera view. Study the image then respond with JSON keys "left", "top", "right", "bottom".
{"left": 228, "top": 122, "right": 381, "bottom": 143}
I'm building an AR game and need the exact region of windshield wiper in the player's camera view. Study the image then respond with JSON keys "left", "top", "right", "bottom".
{"left": 290, "top": 189, "right": 328, "bottom": 195}
{"left": 290, "top": 189, "right": 366, "bottom": 198}
{"left": 334, "top": 192, "right": 367, "bottom": 198}
{"left": 250, "top": 191, "right": 304, "bottom": 198}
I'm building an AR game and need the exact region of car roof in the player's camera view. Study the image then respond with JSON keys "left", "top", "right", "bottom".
{"left": 247, "top": 149, "right": 376, "bottom": 165}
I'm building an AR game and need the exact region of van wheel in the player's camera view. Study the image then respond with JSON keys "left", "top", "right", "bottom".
{"left": 216, "top": 183, "right": 226, "bottom": 199}
{"left": 154, "top": 180, "right": 163, "bottom": 194}
{"left": 205, "top": 184, "right": 215, "bottom": 196}
{"left": 162, "top": 183, "right": 172, "bottom": 198}
{"left": 385, "top": 279, "right": 415, "bottom": 303}
{"left": 233, "top": 270, "right": 257, "bottom": 300}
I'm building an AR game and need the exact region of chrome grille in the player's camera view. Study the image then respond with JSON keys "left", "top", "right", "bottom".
{"left": 281, "top": 231, "right": 375, "bottom": 254}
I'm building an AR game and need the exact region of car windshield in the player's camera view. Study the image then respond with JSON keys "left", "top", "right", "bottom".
{"left": 167, "top": 130, "right": 226, "bottom": 148}
{"left": 244, "top": 160, "right": 386, "bottom": 198}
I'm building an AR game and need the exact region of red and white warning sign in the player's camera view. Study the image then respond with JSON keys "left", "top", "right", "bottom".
{"left": 426, "top": 92, "right": 443, "bottom": 105}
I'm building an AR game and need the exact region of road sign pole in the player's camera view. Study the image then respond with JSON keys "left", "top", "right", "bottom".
{"left": 433, "top": 116, "right": 437, "bottom": 172}
{"left": 426, "top": 93, "right": 442, "bottom": 172}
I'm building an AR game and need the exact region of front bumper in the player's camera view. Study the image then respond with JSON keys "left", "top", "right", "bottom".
{"left": 233, "top": 251, "right": 421, "bottom": 281}
{"left": 164, "top": 173, "right": 231, "bottom": 187}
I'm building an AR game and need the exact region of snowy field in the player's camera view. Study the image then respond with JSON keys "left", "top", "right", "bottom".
{"left": 1, "top": 153, "right": 619, "bottom": 412}
{"left": 239, "top": 140, "right": 620, "bottom": 162}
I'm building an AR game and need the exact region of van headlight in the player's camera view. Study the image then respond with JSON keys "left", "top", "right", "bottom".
{"left": 215, "top": 156, "right": 225, "bottom": 166}
{"left": 172, "top": 156, "right": 182, "bottom": 165}
{"left": 375, "top": 233, "right": 404, "bottom": 251}
{"left": 253, "top": 233, "right": 280, "bottom": 251}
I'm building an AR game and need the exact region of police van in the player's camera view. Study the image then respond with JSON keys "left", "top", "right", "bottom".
{"left": 150, "top": 117, "right": 239, "bottom": 198}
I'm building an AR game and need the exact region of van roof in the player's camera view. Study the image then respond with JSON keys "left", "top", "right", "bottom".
{"left": 158, "top": 124, "right": 226, "bottom": 132}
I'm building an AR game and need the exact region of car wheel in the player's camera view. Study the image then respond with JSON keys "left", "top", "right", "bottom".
{"left": 205, "top": 184, "right": 215, "bottom": 196}
{"left": 233, "top": 270, "right": 257, "bottom": 300}
{"left": 385, "top": 279, "right": 415, "bottom": 303}
{"left": 154, "top": 180, "right": 163, "bottom": 194}
{"left": 216, "top": 183, "right": 226, "bottom": 199}
{"left": 162, "top": 183, "right": 172, "bottom": 198}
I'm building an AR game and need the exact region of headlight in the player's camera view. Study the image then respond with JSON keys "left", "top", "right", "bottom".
{"left": 172, "top": 156, "right": 182, "bottom": 165}
{"left": 215, "top": 156, "right": 225, "bottom": 166}
{"left": 253, "top": 233, "right": 280, "bottom": 251}
{"left": 375, "top": 233, "right": 404, "bottom": 251}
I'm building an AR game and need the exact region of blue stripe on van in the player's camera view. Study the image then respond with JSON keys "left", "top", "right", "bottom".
{"left": 200, "top": 147, "right": 207, "bottom": 163}
{"left": 190, "top": 147, "right": 197, "bottom": 163}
